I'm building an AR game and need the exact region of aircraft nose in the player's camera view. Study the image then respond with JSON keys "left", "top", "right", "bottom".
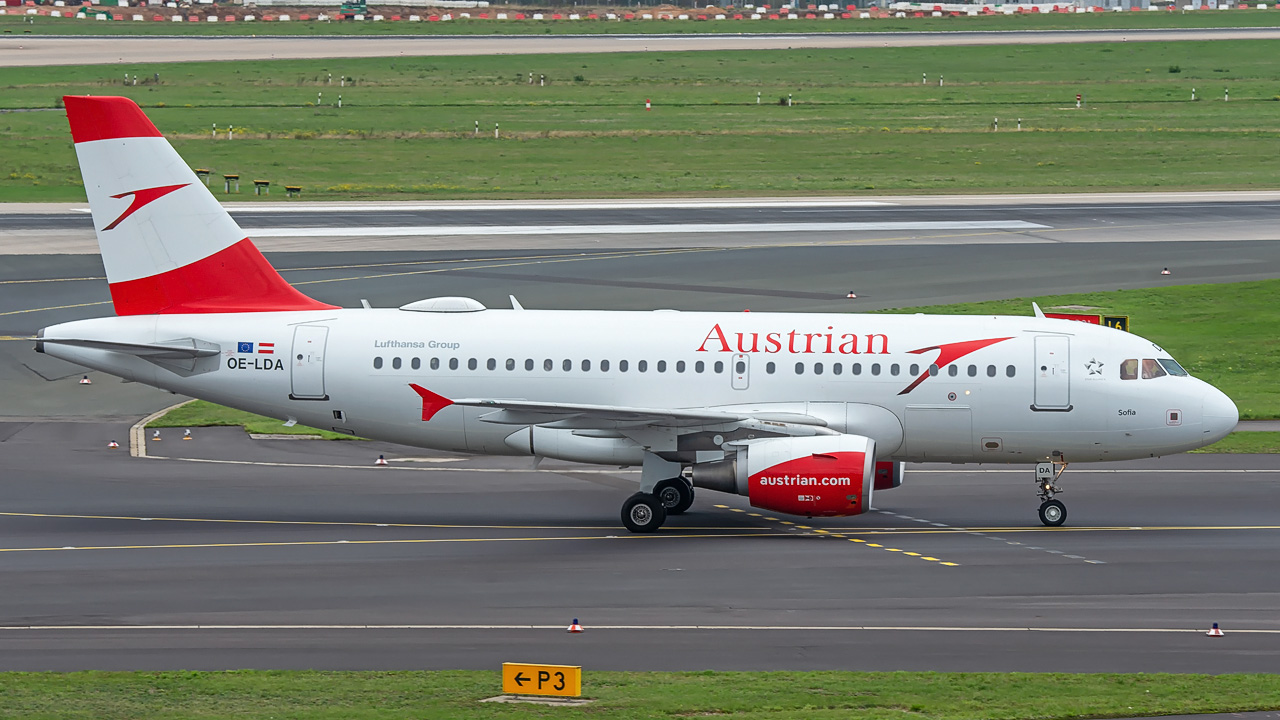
{"left": 1202, "top": 386, "right": 1239, "bottom": 444}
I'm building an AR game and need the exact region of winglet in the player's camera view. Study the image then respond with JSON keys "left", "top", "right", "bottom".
{"left": 1032, "top": 302, "right": 1045, "bottom": 319}
{"left": 409, "top": 383, "right": 454, "bottom": 421}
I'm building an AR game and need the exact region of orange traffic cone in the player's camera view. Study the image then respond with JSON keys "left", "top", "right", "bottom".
{"left": 567, "top": 618, "right": 584, "bottom": 633}
{"left": 79, "top": 375, "right": 91, "bottom": 385}
{"left": 846, "top": 291, "right": 858, "bottom": 299}
{"left": 1160, "top": 267, "right": 1172, "bottom": 276}
{"left": 1207, "top": 622, "right": 1224, "bottom": 637}
{"left": 374, "top": 454, "right": 389, "bottom": 466}
{"left": 151, "top": 430, "right": 161, "bottom": 441}
{"left": 107, "top": 440, "right": 119, "bottom": 449}
{"left": 182, "top": 429, "right": 192, "bottom": 440}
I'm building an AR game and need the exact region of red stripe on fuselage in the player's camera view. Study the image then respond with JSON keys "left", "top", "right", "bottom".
{"left": 107, "top": 237, "right": 338, "bottom": 315}
{"left": 64, "top": 96, "right": 164, "bottom": 143}
{"left": 897, "top": 336, "right": 1014, "bottom": 395}
{"left": 409, "top": 384, "right": 454, "bottom": 422}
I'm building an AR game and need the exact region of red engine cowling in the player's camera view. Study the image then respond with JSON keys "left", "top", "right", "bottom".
{"left": 873, "top": 460, "right": 905, "bottom": 491}
{"left": 685, "top": 434, "right": 877, "bottom": 517}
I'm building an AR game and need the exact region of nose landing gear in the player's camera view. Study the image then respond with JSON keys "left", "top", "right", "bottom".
{"left": 1035, "top": 458, "right": 1068, "bottom": 527}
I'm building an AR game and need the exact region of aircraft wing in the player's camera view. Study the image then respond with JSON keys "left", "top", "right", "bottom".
{"left": 456, "top": 398, "right": 748, "bottom": 429}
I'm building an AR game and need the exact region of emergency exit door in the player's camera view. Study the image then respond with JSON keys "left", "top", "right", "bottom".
{"left": 290, "top": 325, "right": 329, "bottom": 400}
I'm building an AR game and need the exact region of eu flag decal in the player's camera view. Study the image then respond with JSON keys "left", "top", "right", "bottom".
{"left": 237, "top": 341, "right": 254, "bottom": 354}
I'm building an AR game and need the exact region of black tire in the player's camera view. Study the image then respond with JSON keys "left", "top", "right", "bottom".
{"left": 621, "top": 492, "right": 667, "bottom": 533}
{"left": 1038, "top": 498, "right": 1067, "bottom": 527}
{"left": 654, "top": 478, "right": 694, "bottom": 515}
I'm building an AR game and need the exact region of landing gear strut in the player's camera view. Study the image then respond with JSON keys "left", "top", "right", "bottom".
{"left": 1035, "top": 457, "right": 1068, "bottom": 527}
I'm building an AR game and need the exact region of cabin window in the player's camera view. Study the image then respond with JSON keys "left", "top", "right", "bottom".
{"left": 814, "top": 362, "right": 824, "bottom": 375}
{"left": 468, "top": 358, "right": 478, "bottom": 371}
{"left": 909, "top": 364, "right": 919, "bottom": 376}
{"left": 1159, "top": 358, "right": 1188, "bottom": 377}
{"left": 373, "top": 357, "right": 383, "bottom": 369}
{"left": 929, "top": 364, "right": 939, "bottom": 376}
{"left": 833, "top": 363, "right": 842, "bottom": 376}
{"left": 695, "top": 361, "right": 705, "bottom": 374}
{"left": 449, "top": 358, "right": 459, "bottom": 371}
{"left": 1006, "top": 365, "right": 1016, "bottom": 378}
{"left": 714, "top": 361, "right": 724, "bottom": 374}
{"left": 890, "top": 363, "right": 900, "bottom": 376}
{"left": 676, "top": 360, "right": 686, "bottom": 373}
{"left": 525, "top": 358, "right": 534, "bottom": 371}
{"left": 1141, "top": 358, "right": 1167, "bottom": 379}
{"left": 766, "top": 361, "right": 776, "bottom": 374}
{"left": 852, "top": 363, "right": 862, "bottom": 375}
{"left": 619, "top": 360, "right": 629, "bottom": 372}
{"left": 582, "top": 359, "right": 591, "bottom": 372}
{"left": 487, "top": 358, "right": 496, "bottom": 371}
{"left": 506, "top": 358, "right": 515, "bottom": 371}
{"left": 967, "top": 364, "right": 977, "bottom": 377}
{"left": 657, "top": 360, "right": 667, "bottom": 373}
{"left": 795, "top": 362, "right": 805, "bottom": 375}
{"left": 601, "top": 359, "right": 611, "bottom": 372}
{"left": 948, "top": 365, "right": 959, "bottom": 377}
{"left": 563, "top": 359, "right": 572, "bottom": 372}
{"left": 411, "top": 357, "right": 421, "bottom": 370}
{"left": 392, "top": 357, "right": 402, "bottom": 370}
{"left": 1120, "top": 359, "right": 1138, "bottom": 380}
{"left": 638, "top": 360, "right": 648, "bottom": 373}
{"left": 871, "top": 363, "right": 881, "bottom": 376}
{"left": 543, "top": 359, "right": 553, "bottom": 372}
{"left": 430, "top": 357, "right": 440, "bottom": 370}
{"left": 986, "top": 364, "right": 996, "bottom": 377}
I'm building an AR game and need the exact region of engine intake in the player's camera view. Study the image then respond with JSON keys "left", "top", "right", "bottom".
{"left": 691, "top": 434, "right": 876, "bottom": 517}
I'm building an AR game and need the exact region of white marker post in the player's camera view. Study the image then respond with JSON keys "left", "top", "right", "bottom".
{"left": 495, "top": 122, "right": 499, "bottom": 139}
{"left": 1192, "top": 87, "right": 1196, "bottom": 101}
{"left": 757, "top": 91, "right": 761, "bottom": 105}
{"left": 212, "top": 123, "right": 217, "bottom": 139}
{"left": 1225, "top": 87, "right": 1229, "bottom": 101}
{"left": 939, "top": 74, "right": 943, "bottom": 86}
{"left": 228, "top": 125, "right": 233, "bottom": 140}
{"left": 993, "top": 117, "right": 998, "bottom": 132}
{"left": 922, "top": 72, "right": 927, "bottom": 84}
{"left": 787, "top": 93, "right": 792, "bottom": 106}
{"left": 317, "top": 92, "right": 322, "bottom": 105}
{"left": 475, "top": 120, "right": 479, "bottom": 136}
{"left": 337, "top": 95, "right": 342, "bottom": 108}
{"left": 1017, "top": 118, "right": 1022, "bottom": 130}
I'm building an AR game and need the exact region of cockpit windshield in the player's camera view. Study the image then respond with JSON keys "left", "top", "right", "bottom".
{"left": 1158, "top": 358, "right": 1189, "bottom": 377}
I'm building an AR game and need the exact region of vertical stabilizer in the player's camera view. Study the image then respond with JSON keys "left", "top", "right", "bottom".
{"left": 64, "top": 95, "right": 336, "bottom": 315}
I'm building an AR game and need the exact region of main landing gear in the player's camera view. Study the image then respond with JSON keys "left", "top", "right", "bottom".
{"left": 1035, "top": 457, "right": 1068, "bottom": 527}
{"left": 621, "top": 477, "right": 694, "bottom": 533}
{"left": 621, "top": 454, "right": 695, "bottom": 533}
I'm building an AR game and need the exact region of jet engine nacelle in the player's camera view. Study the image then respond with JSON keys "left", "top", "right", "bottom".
{"left": 691, "top": 434, "right": 876, "bottom": 517}
{"left": 874, "top": 461, "right": 906, "bottom": 491}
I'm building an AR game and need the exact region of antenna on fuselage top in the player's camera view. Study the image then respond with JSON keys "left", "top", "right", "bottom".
{"left": 1031, "top": 302, "right": 1046, "bottom": 319}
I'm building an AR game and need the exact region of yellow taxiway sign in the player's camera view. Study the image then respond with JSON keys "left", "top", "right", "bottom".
{"left": 502, "top": 662, "right": 581, "bottom": 697}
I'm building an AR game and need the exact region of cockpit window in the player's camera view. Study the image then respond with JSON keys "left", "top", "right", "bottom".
{"left": 1158, "top": 358, "right": 1189, "bottom": 377}
{"left": 1141, "top": 358, "right": 1167, "bottom": 379}
{"left": 1120, "top": 359, "right": 1138, "bottom": 380}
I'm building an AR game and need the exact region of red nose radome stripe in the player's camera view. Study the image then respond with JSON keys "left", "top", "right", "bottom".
{"left": 108, "top": 238, "right": 339, "bottom": 315}
{"left": 64, "top": 96, "right": 164, "bottom": 144}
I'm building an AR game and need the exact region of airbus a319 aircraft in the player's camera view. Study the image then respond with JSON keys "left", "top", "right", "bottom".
{"left": 38, "top": 96, "right": 1239, "bottom": 532}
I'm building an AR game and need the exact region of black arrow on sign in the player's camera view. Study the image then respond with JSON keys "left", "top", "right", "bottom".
{"left": 513, "top": 672, "right": 529, "bottom": 687}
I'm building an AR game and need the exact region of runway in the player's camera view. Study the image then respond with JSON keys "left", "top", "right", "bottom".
{"left": 2, "top": 193, "right": 1279, "bottom": 671}
{"left": 6, "top": 28, "right": 1280, "bottom": 67}
{"left": 0, "top": 423, "right": 1277, "bottom": 671}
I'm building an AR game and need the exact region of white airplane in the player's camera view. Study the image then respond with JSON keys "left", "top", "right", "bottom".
{"left": 38, "top": 96, "right": 1239, "bottom": 533}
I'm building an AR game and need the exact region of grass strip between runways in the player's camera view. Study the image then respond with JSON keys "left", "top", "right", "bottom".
{"left": 1, "top": 670, "right": 1279, "bottom": 719}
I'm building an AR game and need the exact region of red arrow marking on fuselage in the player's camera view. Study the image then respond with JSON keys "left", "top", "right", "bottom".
{"left": 897, "top": 336, "right": 1014, "bottom": 395}
{"left": 102, "top": 183, "right": 190, "bottom": 231}
{"left": 409, "top": 383, "right": 454, "bottom": 421}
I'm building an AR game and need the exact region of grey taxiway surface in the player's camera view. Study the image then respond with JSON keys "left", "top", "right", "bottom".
{"left": 6, "top": 28, "right": 1280, "bottom": 67}
{"left": 2, "top": 194, "right": 1279, "bottom": 671}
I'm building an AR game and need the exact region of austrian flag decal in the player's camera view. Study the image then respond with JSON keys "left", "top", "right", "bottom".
{"left": 236, "top": 341, "right": 275, "bottom": 354}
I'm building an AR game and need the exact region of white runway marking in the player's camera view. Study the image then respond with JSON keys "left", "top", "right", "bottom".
{"left": 0, "top": 624, "right": 1274, "bottom": 633}
{"left": 226, "top": 199, "right": 898, "bottom": 212}
{"left": 246, "top": 220, "right": 1049, "bottom": 238}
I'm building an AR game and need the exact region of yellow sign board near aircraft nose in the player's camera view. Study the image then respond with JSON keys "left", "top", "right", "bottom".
{"left": 502, "top": 662, "right": 582, "bottom": 697}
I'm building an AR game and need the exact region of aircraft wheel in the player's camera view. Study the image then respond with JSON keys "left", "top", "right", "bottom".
{"left": 1038, "top": 498, "right": 1067, "bottom": 527}
{"left": 654, "top": 478, "right": 694, "bottom": 515}
{"left": 621, "top": 492, "right": 667, "bottom": 533}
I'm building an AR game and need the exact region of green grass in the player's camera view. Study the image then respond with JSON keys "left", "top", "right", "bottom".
{"left": 1192, "top": 431, "right": 1280, "bottom": 453}
{"left": 0, "top": 670, "right": 1278, "bottom": 719}
{"left": 7, "top": 41, "right": 1280, "bottom": 200}
{"left": 147, "top": 399, "right": 359, "bottom": 439}
{"left": 6, "top": 8, "right": 1280, "bottom": 34}
{"left": 879, "top": 279, "right": 1280, "bottom": 421}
